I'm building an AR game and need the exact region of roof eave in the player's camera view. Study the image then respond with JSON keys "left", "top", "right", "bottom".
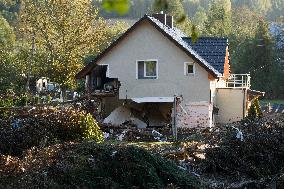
{"left": 76, "top": 15, "right": 149, "bottom": 79}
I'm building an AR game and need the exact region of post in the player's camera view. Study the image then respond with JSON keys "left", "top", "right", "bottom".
{"left": 85, "top": 74, "right": 91, "bottom": 100}
{"left": 172, "top": 95, "right": 178, "bottom": 141}
{"left": 241, "top": 75, "right": 244, "bottom": 88}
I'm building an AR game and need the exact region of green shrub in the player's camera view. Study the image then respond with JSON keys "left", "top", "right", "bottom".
{"left": 0, "top": 98, "right": 5, "bottom": 107}
{"left": 46, "top": 95, "right": 52, "bottom": 103}
{"left": 79, "top": 113, "right": 104, "bottom": 142}
{"left": 248, "top": 98, "right": 263, "bottom": 119}
{"left": 0, "top": 107, "right": 104, "bottom": 156}
{"left": 34, "top": 96, "right": 40, "bottom": 105}
{"left": 18, "top": 94, "right": 28, "bottom": 106}
{"left": 2, "top": 97, "right": 15, "bottom": 107}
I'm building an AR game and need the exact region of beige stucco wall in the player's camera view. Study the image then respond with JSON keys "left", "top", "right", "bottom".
{"left": 96, "top": 20, "right": 211, "bottom": 104}
{"left": 215, "top": 88, "right": 246, "bottom": 123}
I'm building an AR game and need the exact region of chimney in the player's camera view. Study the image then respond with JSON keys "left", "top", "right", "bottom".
{"left": 166, "top": 15, "right": 173, "bottom": 28}
{"left": 152, "top": 11, "right": 173, "bottom": 28}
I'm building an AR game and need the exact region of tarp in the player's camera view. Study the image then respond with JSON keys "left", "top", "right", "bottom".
{"left": 131, "top": 97, "right": 174, "bottom": 103}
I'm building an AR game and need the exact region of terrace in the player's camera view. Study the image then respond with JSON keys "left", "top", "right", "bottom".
{"left": 224, "top": 74, "right": 251, "bottom": 88}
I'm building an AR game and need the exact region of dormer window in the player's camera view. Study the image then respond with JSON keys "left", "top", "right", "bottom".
{"left": 184, "top": 62, "right": 195, "bottom": 76}
{"left": 136, "top": 60, "right": 158, "bottom": 79}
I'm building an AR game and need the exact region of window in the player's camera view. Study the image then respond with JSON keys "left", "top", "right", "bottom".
{"left": 137, "top": 60, "right": 158, "bottom": 79}
{"left": 100, "top": 64, "right": 109, "bottom": 77}
{"left": 184, "top": 62, "right": 195, "bottom": 75}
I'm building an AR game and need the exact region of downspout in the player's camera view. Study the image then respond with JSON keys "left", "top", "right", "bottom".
{"left": 242, "top": 88, "right": 246, "bottom": 119}
{"left": 172, "top": 95, "right": 177, "bottom": 141}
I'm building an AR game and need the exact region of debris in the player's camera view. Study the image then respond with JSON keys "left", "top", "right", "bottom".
{"left": 111, "top": 151, "right": 117, "bottom": 157}
{"left": 204, "top": 114, "right": 284, "bottom": 179}
{"left": 103, "top": 106, "right": 132, "bottom": 126}
{"left": 152, "top": 129, "right": 163, "bottom": 137}
{"left": 103, "top": 132, "right": 110, "bottom": 139}
{"left": 116, "top": 130, "right": 128, "bottom": 141}
{"left": 103, "top": 106, "right": 147, "bottom": 128}
{"left": 12, "top": 119, "right": 21, "bottom": 129}
{"left": 130, "top": 117, "right": 147, "bottom": 128}
{"left": 232, "top": 126, "right": 244, "bottom": 141}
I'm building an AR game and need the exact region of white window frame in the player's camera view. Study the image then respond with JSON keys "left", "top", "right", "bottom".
{"left": 136, "top": 59, "right": 158, "bottom": 79}
{"left": 99, "top": 64, "right": 110, "bottom": 77}
{"left": 184, "top": 62, "right": 195, "bottom": 76}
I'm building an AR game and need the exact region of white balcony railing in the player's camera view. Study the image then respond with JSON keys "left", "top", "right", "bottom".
{"left": 225, "top": 74, "right": 251, "bottom": 88}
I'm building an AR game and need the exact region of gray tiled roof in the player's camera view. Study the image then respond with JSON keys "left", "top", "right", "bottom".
{"left": 183, "top": 37, "right": 228, "bottom": 74}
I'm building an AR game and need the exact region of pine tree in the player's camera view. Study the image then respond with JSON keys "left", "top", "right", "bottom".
{"left": 248, "top": 98, "right": 263, "bottom": 119}
{"left": 250, "top": 18, "right": 273, "bottom": 92}
{"left": 248, "top": 101, "right": 257, "bottom": 119}
{"left": 204, "top": 0, "right": 232, "bottom": 37}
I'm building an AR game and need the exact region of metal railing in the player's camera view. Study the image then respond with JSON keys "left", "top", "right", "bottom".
{"left": 225, "top": 74, "right": 251, "bottom": 88}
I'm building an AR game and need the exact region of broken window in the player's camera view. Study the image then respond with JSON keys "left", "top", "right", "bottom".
{"left": 137, "top": 60, "right": 157, "bottom": 79}
{"left": 184, "top": 62, "right": 195, "bottom": 75}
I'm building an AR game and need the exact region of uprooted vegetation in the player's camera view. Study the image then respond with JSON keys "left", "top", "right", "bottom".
{"left": 203, "top": 114, "right": 284, "bottom": 178}
{"left": 0, "top": 142, "right": 201, "bottom": 189}
{"left": 124, "top": 114, "right": 284, "bottom": 188}
{"left": 0, "top": 106, "right": 103, "bottom": 156}
{"left": 1, "top": 104, "right": 284, "bottom": 188}
{"left": 0, "top": 106, "right": 202, "bottom": 188}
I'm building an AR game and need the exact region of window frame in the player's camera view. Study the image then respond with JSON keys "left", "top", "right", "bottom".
{"left": 136, "top": 59, "right": 158, "bottom": 79}
{"left": 184, "top": 62, "right": 195, "bottom": 76}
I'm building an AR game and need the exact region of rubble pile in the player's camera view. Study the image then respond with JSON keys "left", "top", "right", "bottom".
{"left": 0, "top": 106, "right": 103, "bottom": 156}
{"left": 101, "top": 124, "right": 170, "bottom": 142}
{"left": 0, "top": 142, "right": 201, "bottom": 189}
{"left": 202, "top": 114, "right": 284, "bottom": 184}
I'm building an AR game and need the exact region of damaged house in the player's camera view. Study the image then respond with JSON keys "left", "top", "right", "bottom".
{"left": 76, "top": 13, "right": 263, "bottom": 128}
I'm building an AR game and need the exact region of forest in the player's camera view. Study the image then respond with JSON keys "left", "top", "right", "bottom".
{"left": 0, "top": 0, "right": 283, "bottom": 97}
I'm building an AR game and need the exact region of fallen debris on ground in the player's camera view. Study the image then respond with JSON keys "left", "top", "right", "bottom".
{"left": 0, "top": 142, "right": 201, "bottom": 189}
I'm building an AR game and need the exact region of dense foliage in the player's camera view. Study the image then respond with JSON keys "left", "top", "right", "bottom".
{"left": 0, "top": 142, "right": 201, "bottom": 189}
{"left": 0, "top": 107, "right": 104, "bottom": 156}
{"left": 0, "top": 0, "right": 127, "bottom": 95}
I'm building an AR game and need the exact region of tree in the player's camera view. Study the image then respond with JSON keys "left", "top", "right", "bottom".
{"left": 204, "top": 0, "right": 232, "bottom": 37}
{"left": 250, "top": 18, "right": 273, "bottom": 92}
{"left": 0, "top": 15, "right": 15, "bottom": 49}
{"left": 20, "top": 0, "right": 109, "bottom": 96}
{"left": 231, "top": 0, "right": 272, "bottom": 15}
{"left": 230, "top": 6, "right": 259, "bottom": 73}
{"left": 267, "top": 0, "right": 284, "bottom": 21}
{"left": 248, "top": 97, "right": 263, "bottom": 119}
{"left": 0, "top": 0, "right": 20, "bottom": 26}
{"left": 0, "top": 15, "right": 18, "bottom": 93}
{"left": 193, "top": 6, "right": 207, "bottom": 34}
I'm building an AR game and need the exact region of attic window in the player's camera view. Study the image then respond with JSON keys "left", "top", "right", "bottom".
{"left": 184, "top": 62, "right": 195, "bottom": 75}
{"left": 136, "top": 60, "right": 158, "bottom": 79}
